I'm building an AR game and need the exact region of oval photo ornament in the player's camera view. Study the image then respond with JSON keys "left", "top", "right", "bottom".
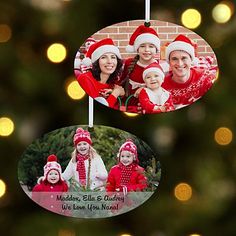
{"left": 18, "top": 125, "right": 161, "bottom": 218}
{"left": 74, "top": 20, "right": 218, "bottom": 114}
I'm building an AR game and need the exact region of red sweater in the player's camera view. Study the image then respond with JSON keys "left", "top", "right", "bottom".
{"left": 162, "top": 68, "right": 215, "bottom": 108}
{"left": 76, "top": 71, "right": 118, "bottom": 108}
{"left": 32, "top": 180, "right": 69, "bottom": 215}
{"left": 139, "top": 87, "right": 175, "bottom": 113}
{"left": 106, "top": 164, "right": 147, "bottom": 192}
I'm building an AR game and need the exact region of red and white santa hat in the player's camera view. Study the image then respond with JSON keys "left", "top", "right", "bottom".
{"left": 166, "top": 34, "right": 195, "bottom": 61}
{"left": 82, "top": 38, "right": 121, "bottom": 67}
{"left": 73, "top": 127, "right": 92, "bottom": 146}
{"left": 126, "top": 24, "right": 160, "bottom": 53}
{"left": 118, "top": 139, "right": 138, "bottom": 162}
{"left": 85, "top": 37, "right": 96, "bottom": 44}
{"left": 43, "top": 154, "right": 63, "bottom": 181}
{"left": 143, "top": 62, "right": 165, "bottom": 83}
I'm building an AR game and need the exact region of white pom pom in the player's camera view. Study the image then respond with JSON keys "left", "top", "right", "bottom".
{"left": 82, "top": 57, "right": 92, "bottom": 67}
{"left": 126, "top": 45, "right": 135, "bottom": 53}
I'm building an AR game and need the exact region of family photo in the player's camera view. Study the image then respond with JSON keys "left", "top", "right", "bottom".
{"left": 18, "top": 125, "right": 161, "bottom": 218}
{"left": 74, "top": 20, "right": 218, "bottom": 114}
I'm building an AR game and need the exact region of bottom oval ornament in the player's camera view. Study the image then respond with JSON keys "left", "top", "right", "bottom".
{"left": 18, "top": 125, "right": 161, "bottom": 218}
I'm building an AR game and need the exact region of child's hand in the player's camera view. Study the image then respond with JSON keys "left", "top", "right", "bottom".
{"left": 99, "top": 89, "right": 113, "bottom": 98}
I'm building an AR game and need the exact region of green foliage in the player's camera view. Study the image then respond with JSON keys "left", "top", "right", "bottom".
{"left": 18, "top": 125, "right": 161, "bottom": 191}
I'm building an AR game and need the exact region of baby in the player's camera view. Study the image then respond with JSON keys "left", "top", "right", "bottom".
{"left": 139, "top": 62, "right": 175, "bottom": 113}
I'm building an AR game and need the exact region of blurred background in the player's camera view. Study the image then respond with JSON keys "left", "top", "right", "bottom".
{"left": 0, "top": 0, "right": 236, "bottom": 235}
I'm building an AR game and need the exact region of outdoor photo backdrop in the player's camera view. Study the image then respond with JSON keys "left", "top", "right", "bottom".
{"left": 0, "top": 0, "right": 236, "bottom": 236}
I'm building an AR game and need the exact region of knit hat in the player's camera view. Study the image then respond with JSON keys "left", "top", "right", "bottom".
{"left": 143, "top": 62, "right": 165, "bottom": 84}
{"left": 166, "top": 34, "right": 195, "bottom": 61}
{"left": 118, "top": 139, "right": 138, "bottom": 162}
{"left": 82, "top": 38, "right": 121, "bottom": 67}
{"left": 126, "top": 25, "right": 160, "bottom": 53}
{"left": 43, "top": 154, "right": 63, "bottom": 181}
{"left": 73, "top": 127, "right": 92, "bottom": 146}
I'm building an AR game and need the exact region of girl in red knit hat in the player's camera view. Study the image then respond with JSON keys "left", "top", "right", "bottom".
{"left": 118, "top": 24, "right": 169, "bottom": 113}
{"left": 32, "top": 154, "right": 69, "bottom": 215}
{"left": 106, "top": 139, "right": 147, "bottom": 195}
{"left": 62, "top": 127, "right": 108, "bottom": 191}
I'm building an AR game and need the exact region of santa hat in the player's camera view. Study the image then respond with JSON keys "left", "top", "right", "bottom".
{"left": 43, "top": 154, "right": 63, "bottom": 181}
{"left": 85, "top": 37, "right": 96, "bottom": 44}
{"left": 166, "top": 34, "right": 195, "bottom": 61}
{"left": 118, "top": 139, "right": 138, "bottom": 162}
{"left": 73, "top": 127, "right": 92, "bottom": 146}
{"left": 126, "top": 25, "right": 160, "bottom": 53}
{"left": 82, "top": 38, "right": 121, "bottom": 67}
{"left": 143, "top": 62, "right": 165, "bottom": 83}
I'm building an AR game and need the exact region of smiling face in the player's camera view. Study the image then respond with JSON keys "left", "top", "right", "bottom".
{"left": 76, "top": 141, "right": 90, "bottom": 156}
{"left": 144, "top": 71, "right": 163, "bottom": 90}
{"left": 99, "top": 53, "right": 118, "bottom": 76}
{"left": 138, "top": 43, "right": 157, "bottom": 64}
{"left": 47, "top": 169, "right": 60, "bottom": 184}
{"left": 120, "top": 150, "right": 135, "bottom": 166}
{"left": 169, "top": 50, "right": 192, "bottom": 83}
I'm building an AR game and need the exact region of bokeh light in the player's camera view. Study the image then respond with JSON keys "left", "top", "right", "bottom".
{"left": 58, "top": 229, "right": 76, "bottom": 236}
{"left": 153, "top": 126, "right": 176, "bottom": 150}
{"left": 120, "top": 234, "right": 132, "bottom": 236}
{"left": 124, "top": 112, "right": 139, "bottom": 117}
{"left": 174, "top": 183, "right": 193, "bottom": 201}
{"left": 0, "top": 24, "right": 12, "bottom": 43}
{"left": 47, "top": 43, "right": 67, "bottom": 63}
{"left": 0, "top": 117, "right": 14, "bottom": 137}
{"left": 189, "top": 234, "right": 201, "bottom": 236}
{"left": 212, "top": 2, "right": 232, "bottom": 23}
{"left": 181, "top": 8, "right": 201, "bottom": 29}
{"left": 214, "top": 127, "right": 233, "bottom": 145}
{"left": 0, "top": 179, "right": 6, "bottom": 198}
{"left": 30, "top": 0, "right": 64, "bottom": 11}
{"left": 66, "top": 79, "right": 86, "bottom": 100}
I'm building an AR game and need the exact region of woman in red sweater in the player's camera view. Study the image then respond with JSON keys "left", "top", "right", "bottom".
{"left": 76, "top": 38, "right": 125, "bottom": 108}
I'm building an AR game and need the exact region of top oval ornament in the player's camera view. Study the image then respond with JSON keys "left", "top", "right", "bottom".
{"left": 74, "top": 20, "right": 218, "bottom": 114}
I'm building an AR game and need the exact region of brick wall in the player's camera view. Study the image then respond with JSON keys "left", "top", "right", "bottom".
{"left": 88, "top": 19, "right": 216, "bottom": 63}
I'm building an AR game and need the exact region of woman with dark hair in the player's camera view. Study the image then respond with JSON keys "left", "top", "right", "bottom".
{"left": 76, "top": 38, "right": 125, "bottom": 108}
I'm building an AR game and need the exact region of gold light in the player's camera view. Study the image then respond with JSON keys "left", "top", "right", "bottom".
{"left": 124, "top": 112, "right": 139, "bottom": 117}
{"left": 0, "top": 24, "right": 12, "bottom": 43}
{"left": 47, "top": 43, "right": 67, "bottom": 63}
{"left": 66, "top": 80, "right": 86, "bottom": 100}
{"left": 214, "top": 127, "right": 233, "bottom": 145}
{"left": 181, "top": 9, "right": 202, "bottom": 29}
{"left": 212, "top": 2, "right": 232, "bottom": 23}
{"left": 0, "top": 117, "right": 14, "bottom": 136}
{"left": 0, "top": 179, "right": 6, "bottom": 198}
{"left": 174, "top": 182, "right": 192, "bottom": 201}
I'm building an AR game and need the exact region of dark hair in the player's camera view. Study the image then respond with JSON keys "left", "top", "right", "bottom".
{"left": 91, "top": 57, "right": 123, "bottom": 85}
{"left": 122, "top": 55, "right": 139, "bottom": 96}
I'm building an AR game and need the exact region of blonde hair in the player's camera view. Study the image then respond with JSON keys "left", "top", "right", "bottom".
{"left": 71, "top": 145, "right": 100, "bottom": 163}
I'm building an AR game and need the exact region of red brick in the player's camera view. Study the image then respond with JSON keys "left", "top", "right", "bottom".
{"left": 158, "top": 27, "right": 177, "bottom": 33}
{"left": 99, "top": 27, "right": 118, "bottom": 34}
{"left": 109, "top": 33, "right": 128, "bottom": 40}
{"left": 128, "top": 20, "right": 145, "bottom": 26}
{"left": 177, "top": 27, "right": 192, "bottom": 34}
{"left": 119, "top": 27, "right": 136, "bottom": 33}
{"left": 114, "top": 21, "right": 129, "bottom": 27}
